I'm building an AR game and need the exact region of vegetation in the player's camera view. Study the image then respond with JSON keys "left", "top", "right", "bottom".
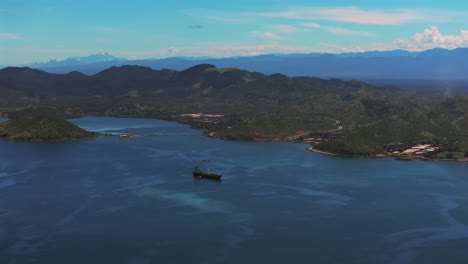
{"left": 0, "top": 108, "right": 96, "bottom": 141}
{"left": 0, "top": 65, "right": 467, "bottom": 159}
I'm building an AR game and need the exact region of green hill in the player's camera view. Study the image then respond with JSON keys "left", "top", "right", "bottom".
{"left": 0, "top": 65, "right": 467, "bottom": 156}
{"left": 0, "top": 108, "right": 96, "bottom": 141}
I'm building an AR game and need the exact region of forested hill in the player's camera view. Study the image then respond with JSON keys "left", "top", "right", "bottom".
{"left": 0, "top": 64, "right": 467, "bottom": 156}
{"left": 0, "top": 108, "right": 96, "bottom": 141}
{"left": 0, "top": 64, "right": 403, "bottom": 117}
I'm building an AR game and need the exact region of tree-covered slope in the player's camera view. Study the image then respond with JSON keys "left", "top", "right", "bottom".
{"left": 0, "top": 64, "right": 467, "bottom": 156}
{"left": 0, "top": 64, "right": 408, "bottom": 116}
{"left": 0, "top": 108, "right": 96, "bottom": 141}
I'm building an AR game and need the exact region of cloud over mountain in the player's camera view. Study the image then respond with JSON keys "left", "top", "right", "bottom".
{"left": 394, "top": 26, "right": 468, "bottom": 51}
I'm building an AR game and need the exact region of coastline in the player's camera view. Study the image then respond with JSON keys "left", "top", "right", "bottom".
{"left": 4, "top": 114, "right": 467, "bottom": 163}
{"left": 306, "top": 146, "right": 388, "bottom": 159}
{"left": 306, "top": 146, "right": 342, "bottom": 157}
{"left": 74, "top": 115, "right": 468, "bottom": 163}
{"left": 201, "top": 124, "right": 468, "bottom": 163}
{"left": 0, "top": 132, "right": 100, "bottom": 142}
{"left": 306, "top": 146, "right": 468, "bottom": 163}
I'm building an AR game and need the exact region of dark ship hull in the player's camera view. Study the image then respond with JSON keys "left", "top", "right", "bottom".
{"left": 193, "top": 167, "right": 222, "bottom": 181}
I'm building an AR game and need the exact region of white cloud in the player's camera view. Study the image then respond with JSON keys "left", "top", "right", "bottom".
{"left": 93, "top": 27, "right": 136, "bottom": 34}
{"left": 300, "top": 23, "right": 371, "bottom": 36}
{"left": 323, "top": 26, "right": 468, "bottom": 53}
{"left": 393, "top": 26, "right": 468, "bottom": 51}
{"left": 0, "top": 33, "right": 22, "bottom": 40}
{"left": 252, "top": 31, "right": 280, "bottom": 39}
{"left": 200, "top": 44, "right": 315, "bottom": 56}
{"left": 255, "top": 7, "right": 452, "bottom": 25}
{"left": 250, "top": 25, "right": 299, "bottom": 41}
{"left": 205, "top": 15, "right": 249, "bottom": 24}
{"left": 168, "top": 47, "right": 179, "bottom": 53}
{"left": 318, "top": 42, "right": 393, "bottom": 54}
{"left": 118, "top": 44, "right": 318, "bottom": 59}
{"left": 188, "top": 25, "right": 204, "bottom": 29}
{"left": 98, "top": 48, "right": 111, "bottom": 55}
{"left": 115, "top": 47, "right": 180, "bottom": 60}
{"left": 181, "top": 9, "right": 249, "bottom": 24}
{"left": 273, "top": 24, "right": 300, "bottom": 33}
{"left": 185, "top": 6, "right": 464, "bottom": 26}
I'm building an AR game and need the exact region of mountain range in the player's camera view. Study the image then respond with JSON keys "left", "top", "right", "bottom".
{"left": 0, "top": 64, "right": 467, "bottom": 156}
{"left": 27, "top": 52, "right": 126, "bottom": 69}
{"left": 13, "top": 48, "right": 468, "bottom": 81}
{"left": 0, "top": 64, "right": 413, "bottom": 122}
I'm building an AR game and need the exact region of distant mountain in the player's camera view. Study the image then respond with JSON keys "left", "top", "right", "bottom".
{"left": 17, "top": 48, "right": 468, "bottom": 80}
{"left": 334, "top": 49, "right": 417, "bottom": 58}
{"left": 27, "top": 53, "right": 126, "bottom": 69}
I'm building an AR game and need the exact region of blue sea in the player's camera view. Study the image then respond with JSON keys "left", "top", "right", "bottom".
{"left": 0, "top": 117, "right": 467, "bottom": 264}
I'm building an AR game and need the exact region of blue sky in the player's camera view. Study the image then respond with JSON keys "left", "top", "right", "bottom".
{"left": 1, "top": 0, "right": 468, "bottom": 65}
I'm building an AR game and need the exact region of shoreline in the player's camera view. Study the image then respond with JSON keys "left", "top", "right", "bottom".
{"left": 3, "top": 114, "right": 467, "bottom": 163}
{"left": 306, "top": 146, "right": 387, "bottom": 159}
{"left": 306, "top": 146, "right": 468, "bottom": 163}
{"left": 197, "top": 123, "right": 468, "bottom": 163}
{"left": 306, "top": 146, "right": 343, "bottom": 157}
{"left": 0, "top": 132, "right": 99, "bottom": 143}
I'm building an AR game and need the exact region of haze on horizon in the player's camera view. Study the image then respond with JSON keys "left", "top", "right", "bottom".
{"left": 2, "top": 0, "right": 468, "bottom": 65}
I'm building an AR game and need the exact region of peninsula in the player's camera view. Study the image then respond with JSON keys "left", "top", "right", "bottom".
{"left": 0, "top": 108, "right": 97, "bottom": 141}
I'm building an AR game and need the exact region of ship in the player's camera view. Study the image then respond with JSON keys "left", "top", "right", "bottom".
{"left": 193, "top": 166, "right": 222, "bottom": 181}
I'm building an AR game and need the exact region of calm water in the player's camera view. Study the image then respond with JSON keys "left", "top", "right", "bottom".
{"left": 1, "top": 117, "right": 468, "bottom": 264}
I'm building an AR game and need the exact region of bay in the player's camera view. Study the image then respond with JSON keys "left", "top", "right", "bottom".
{"left": 0, "top": 117, "right": 467, "bottom": 264}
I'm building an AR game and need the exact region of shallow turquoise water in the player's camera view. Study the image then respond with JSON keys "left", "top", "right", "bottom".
{"left": 0, "top": 117, "right": 467, "bottom": 264}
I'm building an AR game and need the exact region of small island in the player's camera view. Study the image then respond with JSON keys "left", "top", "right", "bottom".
{"left": 0, "top": 108, "right": 97, "bottom": 141}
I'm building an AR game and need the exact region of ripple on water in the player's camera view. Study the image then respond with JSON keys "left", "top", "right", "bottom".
{"left": 137, "top": 188, "right": 229, "bottom": 214}
{"left": 250, "top": 183, "right": 352, "bottom": 206}
{"left": 386, "top": 195, "right": 468, "bottom": 264}
{"left": 0, "top": 168, "right": 34, "bottom": 179}
{"left": 0, "top": 179, "right": 15, "bottom": 189}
